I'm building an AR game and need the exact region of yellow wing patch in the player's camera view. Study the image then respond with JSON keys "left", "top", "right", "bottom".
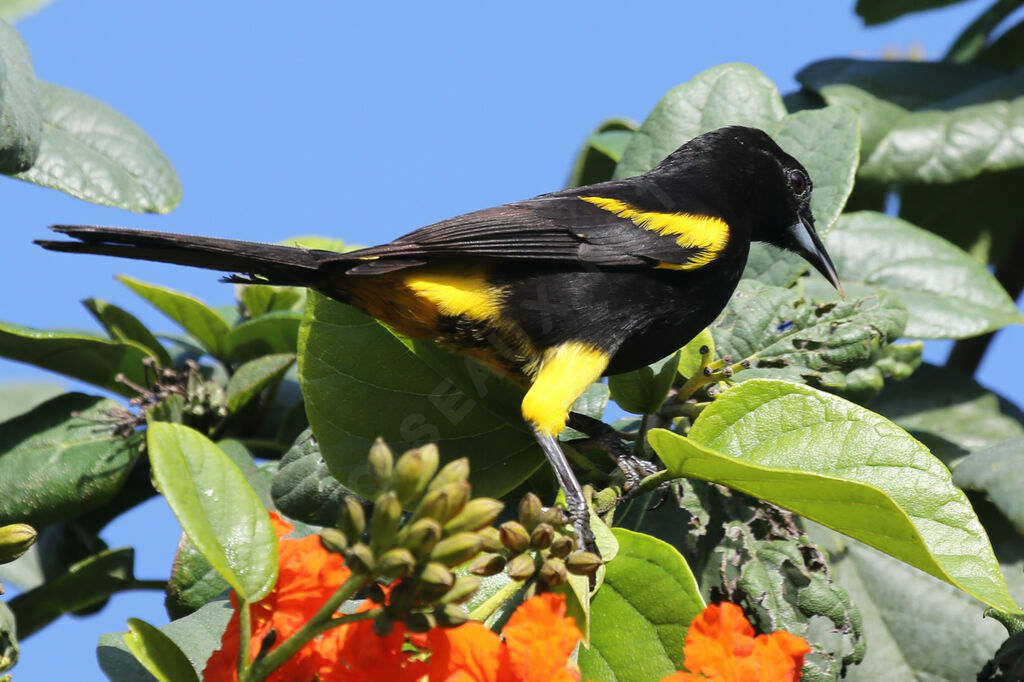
{"left": 521, "top": 341, "right": 610, "bottom": 436}
{"left": 580, "top": 196, "right": 730, "bottom": 270}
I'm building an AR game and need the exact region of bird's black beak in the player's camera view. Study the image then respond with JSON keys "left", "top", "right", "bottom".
{"left": 791, "top": 211, "right": 844, "bottom": 298}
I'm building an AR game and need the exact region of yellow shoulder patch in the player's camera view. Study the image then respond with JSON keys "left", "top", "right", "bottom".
{"left": 580, "top": 196, "right": 730, "bottom": 269}
{"left": 521, "top": 341, "right": 610, "bottom": 436}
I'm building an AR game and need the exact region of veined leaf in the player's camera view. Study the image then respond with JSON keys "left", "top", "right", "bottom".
{"left": 84, "top": 297, "right": 174, "bottom": 366}
{"left": 0, "top": 18, "right": 41, "bottom": 172}
{"left": 124, "top": 618, "right": 199, "bottom": 682}
{"left": 568, "top": 117, "right": 637, "bottom": 188}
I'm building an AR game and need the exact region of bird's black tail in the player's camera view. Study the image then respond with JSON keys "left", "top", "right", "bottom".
{"left": 36, "top": 225, "right": 342, "bottom": 287}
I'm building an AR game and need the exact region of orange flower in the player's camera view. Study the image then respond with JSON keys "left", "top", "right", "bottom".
{"left": 663, "top": 602, "right": 810, "bottom": 682}
{"left": 202, "top": 512, "right": 425, "bottom": 682}
{"left": 421, "top": 593, "right": 582, "bottom": 682}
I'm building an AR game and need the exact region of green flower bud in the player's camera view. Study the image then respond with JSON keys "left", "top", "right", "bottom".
{"left": 348, "top": 542, "right": 375, "bottom": 573}
{"left": 505, "top": 552, "right": 537, "bottom": 581}
{"left": 393, "top": 444, "right": 440, "bottom": 505}
{"left": 378, "top": 547, "right": 417, "bottom": 578}
{"left": 414, "top": 482, "right": 470, "bottom": 524}
{"left": 435, "top": 604, "right": 470, "bottom": 628}
{"left": 419, "top": 561, "right": 456, "bottom": 593}
{"left": 439, "top": 575, "right": 481, "bottom": 605}
{"left": 566, "top": 551, "right": 604, "bottom": 576}
{"left": 529, "top": 523, "right": 554, "bottom": 551}
{"left": 477, "top": 526, "right": 503, "bottom": 553}
{"left": 498, "top": 521, "right": 531, "bottom": 553}
{"left": 370, "top": 491, "right": 403, "bottom": 555}
{"left": 405, "top": 612, "right": 437, "bottom": 634}
{"left": 539, "top": 506, "right": 566, "bottom": 528}
{"left": 518, "top": 493, "right": 543, "bottom": 532}
{"left": 427, "top": 457, "right": 470, "bottom": 493}
{"left": 0, "top": 524, "right": 36, "bottom": 564}
{"left": 468, "top": 553, "right": 507, "bottom": 577}
{"left": 389, "top": 580, "right": 417, "bottom": 613}
{"left": 443, "top": 498, "right": 505, "bottom": 535}
{"left": 339, "top": 496, "right": 366, "bottom": 540}
{"left": 318, "top": 528, "right": 348, "bottom": 554}
{"left": 549, "top": 535, "right": 574, "bottom": 559}
{"left": 401, "top": 517, "right": 443, "bottom": 559}
{"left": 429, "top": 532, "right": 483, "bottom": 567}
{"left": 368, "top": 438, "right": 394, "bottom": 492}
{"left": 539, "top": 557, "right": 568, "bottom": 586}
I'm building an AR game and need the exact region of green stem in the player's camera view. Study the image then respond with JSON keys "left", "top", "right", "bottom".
{"left": 244, "top": 571, "right": 369, "bottom": 682}
{"left": 468, "top": 578, "right": 525, "bottom": 628}
{"left": 238, "top": 599, "right": 252, "bottom": 679}
{"left": 634, "top": 468, "right": 674, "bottom": 496}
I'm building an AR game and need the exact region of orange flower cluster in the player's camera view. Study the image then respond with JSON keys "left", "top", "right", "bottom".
{"left": 202, "top": 513, "right": 424, "bottom": 682}
{"left": 665, "top": 602, "right": 810, "bottom": 682}
{"left": 202, "top": 513, "right": 582, "bottom": 682}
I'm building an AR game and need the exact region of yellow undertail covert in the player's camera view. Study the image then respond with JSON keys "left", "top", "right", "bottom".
{"left": 580, "top": 196, "right": 730, "bottom": 270}
{"left": 522, "top": 341, "right": 610, "bottom": 436}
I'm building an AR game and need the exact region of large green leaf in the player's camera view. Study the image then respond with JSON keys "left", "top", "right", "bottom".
{"left": 147, "top": 423, "right": 277, "bottom": 601}
{"left": 8, "top": 547, "right": 135, "bottom": 638}
{"left": 0, "top": 321, "right": 155, "bottom": 397}
{"left": 270, "top": 430, "right": 351, "bottom": 527}
{"left": 855, "top": 0, "right": 969, "bottom": 25}
{"left": 711, "top": 279, "right": 915, "bottom": 403}
{"left": 577, "top": 529, "right": 704, "bottom": 682}
{"left": 119, "top": 276, "right": 232, "bottom": 361}
{"left": 953, "top": 437, "right": 1024, "bottom": 534}
{"left": 225, "top": 353, "right": 295, "bottom": 413}
{"left": 84, "top": 297, "right": 174, "bottom": 366}
{"left": 0, "top": 381, "right": 62, "bottom": 422}
{"left": 568, "top": 117, "right": 637, "bottom": 188}
{"left": 124, "top": 618, "right": 199, "bottom": 682}
{"left": 0, "top": 19, "right": 40, "bottom": 173}
{"left": 227, "top": 310, "right": 302, "bottom": 363}
{"left": 807, "top": 211, "right": 1024, "bottom": 339}
{"left": 298, "top": 293, "right": 541, "bottom": 499}
{"left": 650, "top": 379, "right": 1019, "bottom": 613}
{"left": 14, "top": 81, "right": 180, "bottom": 212}
{"left": 0, "top": 393, "right": 141, "bottom": 527}
{"left": 806, "top": 523, "right": 1008, "bottom": 681}
{"left": 608, "top": 351, "right": 679, "bottom": 416}
{"left": 868, "top": 363, "right": 1024, "bottom": 463}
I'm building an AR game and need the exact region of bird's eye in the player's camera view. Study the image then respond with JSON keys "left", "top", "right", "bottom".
{"left": 788, "top": 169, "right": 809, "bottom": 196}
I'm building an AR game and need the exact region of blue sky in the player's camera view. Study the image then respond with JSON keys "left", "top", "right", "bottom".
{"left": 3, "top": 1, "right": 1021, "bottom": 679}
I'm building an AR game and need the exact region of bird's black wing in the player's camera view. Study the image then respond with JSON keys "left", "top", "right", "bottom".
{"left": 339, "top": 192, "right": 722, "bottom": 274}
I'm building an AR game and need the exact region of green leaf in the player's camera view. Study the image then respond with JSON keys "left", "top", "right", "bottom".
{"left": 84, "top": 297, "right": 174, "bottom": 366}
{"left": 124, "top": 617, "right": 199, "bottom": 682}
{"left": 147, "top": 423, "right": 277, "bottom": 601}
{"left": 944, "top": 0, "right": 1024, "bottom": 63}
{"left": 578, "top": 529, "right": 703, "bottom": 682}
{"left": 99, "top": 600, "right": 233, "bottom": 682}
{"left": 298, "top": 293, "right": 541, "bottom": 499}
{"left": 650, "top": 378, "right": 1019, "bottom": 613}
{"left": 225, "top": 353, "right": 295, "bottom": 413}
{"left": 8, "top": 547, "right": 135, "bottom": 638}
{"left": 0, "top": 320, "right": 156, "bottom": 397}
{"left": 0, "top": 381, "right": 62, "bottom": 422}
{"left": 807, "top": 523, "right": 1008, "bottom": 681}
{"left": 608, "top": 351, "right": 680, "bottom": 415}
{"left": 869, "top": 363, "right": 1024, "bottom": 463}
{"left": 978, "top": 18, "right": 1024, "bottom": 66}
{"left": 0, "top": 0, "right": 52, "bottom": 20}
{"left": 0, "top": 19, "right": 40, "bottom": 173}
{"left": 227, "top": 310, "right": 302, "bottom": 363}
{"left": 14, "top": 81, "right": 180, "bottom": 212}
{"left": 0, "top": 393, "right": 140, "bottom": 527}
{"left": 568, "top": 117, "right": 637, "bottom": 188}
{"left": 676, "top": 329, "right": 714, "bottom": 381}
{"left": 953, "top": 437, "right": 1024, "bottom": 534}
{"left": 0, "top": 600, "right": 16, "bottom": 674}
{"left": 271, "top": 430, "right": 352, "bottom": 527}
{"left": 711, "top": 279, "right": 913, "bottom": 403}
{"left": 615, "top": 64, "right": 787, "bottom": 179}
{"left": 808, "top": 211, "right": 1024, "bottom": 338}
{"left": 236, "top": 284, "right": 305, "bottom": 317}
{"left": 119, "top": 276, "right": 232, "bottom": 361}
{"left": 855, "top": 0, "right": 968, "bottom": 25}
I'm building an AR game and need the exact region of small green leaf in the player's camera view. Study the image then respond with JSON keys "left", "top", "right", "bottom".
{"left": 14, "top": 81, "right": 181, "bottom": 212}
{"left": 608, "top": 351, "right": 680, "bottom": 415}
{"left": 299, "top": 293, "right": 541, "bottom": 499}
{"left": 124, "top": 617, "right": 199, "bottom": 682}
{"left": 0, "top": 320, "right": 156, "bottom": 397}
{"left": 0, "top": 600, "right": 17, "bottom": 674}
{"left": 650, "top": 378, "right": 1019, "bottom": 613}
{"left": 147, "top": 423, "right": 277, "bottom": 601}
{"left": 953, "top": 437, "right": 1024, "bottom": 534}
{"left": 568, "top": 117, "right": 637, "bottom": 188}
{"left": 856, "top": 0, "right": 970, "bottom": 25}
{"left": 226, "top": 353, "right": 295, "bottom": 413}
{"left": 944, "top": 0, "right": 1024, "bottom": 63}
{"left": 0, "top": 19, "right": 41, "bottom": 173}
{"left": 8, "top": 547, "right": 134, "bottom": 638}
{"left": 0, "top": 393, "right": 140, "bottom": 527}
{"left": 119, "top": 275, "right": 232, "bottom": 361}
{"left": 84, "top": 297, "right": 174, "bottom": 366}
{"left": 271, "top": 430, "right": 352, "bottom": 527}
{"left": 677, "top": 329, "right": 714, "bottom": 380}
{"left": 227, "top": 310, "right": 302, "bottom": 363}
{"left": 577, "top": 529, "right": 704, "bottom": 682}
{"left": 808, "top": 211, "right": 1024, "bottom": 338}
{"left": 236, "top": 284, "right": 305, "bottom": 317}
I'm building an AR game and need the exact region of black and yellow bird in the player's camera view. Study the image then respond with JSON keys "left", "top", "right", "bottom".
{"left": 37, "top": 125, "right": 841, "bottom": 551}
